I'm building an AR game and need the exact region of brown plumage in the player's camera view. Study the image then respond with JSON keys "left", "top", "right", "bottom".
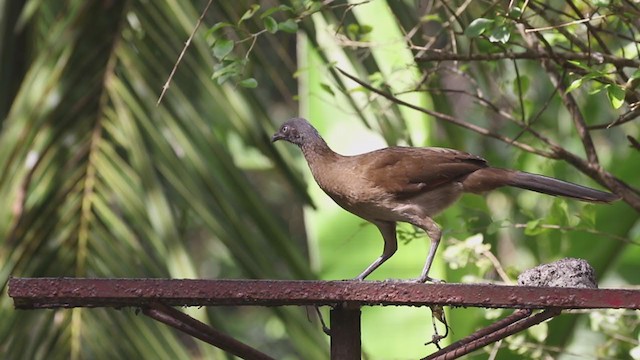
{"left": 272, "top": 117, "right": 620, "bottom": 282}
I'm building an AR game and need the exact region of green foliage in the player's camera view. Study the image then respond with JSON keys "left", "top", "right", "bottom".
{"left": 606, "top": 84, "right": 626, "bottom": 109}
{"left": 0, "top": 0, "right": 324, "bottom": 358}
{"left": 277, "top": 18, "right": 299, "bottom": 33}
{"left": 2, "top": 0, "right": 638, "bottom": 359}
{"left": 263, "top": 16, "right": 278, "bottom": 34}
{"left": 465, "top": 18, "right": 495, "bottom": 37}
{"left": 590, "top": 310, "right": 640, "bottom": 358}
{"left": 205, "top": 3, "right": 297, "bottom": 87}
{"left": 212, "top": 38, "right": 234, "bottom": 59}
{"left": 565, "top": 60, "right": 627, "bottom": 109}
{"left": 345, "top": 23, "right": 373, "bottom": 41}
{"left": 239, "top": 4, "right": 261, "bottom": 24}
{"left": 465, "top": 8, "right": 521, "bottom": 44}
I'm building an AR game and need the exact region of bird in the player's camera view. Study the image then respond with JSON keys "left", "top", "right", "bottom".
{"left": 271, "top": 117, "right": 620, "bottom": 282}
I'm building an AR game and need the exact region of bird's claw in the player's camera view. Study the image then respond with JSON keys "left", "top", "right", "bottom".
{"left": 414, "top": 276, "right": 445, "bottom": 284}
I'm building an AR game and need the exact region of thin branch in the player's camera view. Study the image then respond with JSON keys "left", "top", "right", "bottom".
{"left": 511, "top": 72, "right": 561, "bottom": 143}
{"left": 524, "top": 13, "right": 611, "bottom": 33}
{"left": 519, "top": 25, "right": 600, "bottom": 165}
{"left": 481, "top": 250, "right": 513, "bottom": 284}
{"left": 415, "top": 50, "right": 640, "bottom": 68}
{"left": 526, "top": 1, "right": 591, "bottom": 53}
{"left": 512, "top": 59, "right": 526, "bottom": 124}
{"left": 588, "top": 107, "right": 640, "bottom": 130}
{"left": 414, "top": 0, "right": 473, "bottom": 56}
{"left": 157, "top": 0, "right": 214, "bottom": 105}
{"left": 565, "top": 0, "right": 628, "bottom": 82}
{"left": 336, "top": 68, "right": 554, "bottom": 157}
{"left": 512, "top": 223, "right": 640, "bottom": 246}
{"left": 399, "top": 86, "right": 513, "bottom": 122}
{"left": 628, "top": 135, "right": 640, "bottom": 152}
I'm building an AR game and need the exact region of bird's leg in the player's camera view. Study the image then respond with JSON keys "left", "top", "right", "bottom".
{"left": 415, "top": 217, "right": 443, "bottom": 283}
{"left": 355, "top": 221, "right": 397, "bottom": 280}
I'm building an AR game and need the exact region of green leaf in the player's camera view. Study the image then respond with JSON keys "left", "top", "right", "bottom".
{"left": 205, "top": 22, "right": 232, "bottom": 38}
{"left": 465, "top": 18, "right": 494, "bottom": 37}
{"left": 345, "top": 23, "right": 373, "bottom": 40}
{"left": 239, "top": 78, "right": 258, "bottom": 88}
{"left": 548, "top": 199, "right": 569, "bottom": 226}
{"left": 578, "top": 205, "right": 596, "bottom": 228}
{"left": 567, "top": 60, "right": 593, "bottom": 71}
{"left": 486, "top": 220, "right": 504, "bottom": 235}
{"left": 565, "top": 78, "right": 583, "bottom": 93}
{"left": 625, "top": 69, "right": 640, "bottom": 91}
{"left": 319, "top": 83, "right": 334, "bottom": 96}
{"left": 261, "top": 4, "right": 293, "bottom": 18}
{"left": 359, "top": 24, "right": 373, "bottom": 34}
{"left": 346, "top": 23, "right": 359, "bottom": 38}
{"left": 239, "top": 4, "right": 260, "bottom": 24}
{"left": 489, "top": 24, "right": 511, "bottom": 43}
{"left": 513, "top": 75, "right": 530, "bottom": 95}
{"left": 211, "top": 61, "right": 240, "bottom": 83}
{"left": 278, "top": 19, "right": 298, "bottom": 33}
{"left": 509, "top": 7, "right": 522, "bottom": 18}
{"left": 524, "top": 219, "right": 546, "bottom": 236}
{"left": 263, "top": 16, "right": 278, "bottom": 34}
{"left": 606, "top": 84, "right": 625, "bottom": 109}
{"left": 213, "top": 39, "right": 234, "bottom": 60}
{"left": 304, "top": 1, "right": 323, "bottom": 13}
{"left": 588, "top": 81, "right": 605, "bottom": 95}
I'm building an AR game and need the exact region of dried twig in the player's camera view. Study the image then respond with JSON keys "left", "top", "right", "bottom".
{"left": 157, "top": 0, "right": 214, "bottom": 105}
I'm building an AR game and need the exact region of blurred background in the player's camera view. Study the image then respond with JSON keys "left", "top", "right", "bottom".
{"left": 1, "top": 1, "right": 638, "bottom": 359}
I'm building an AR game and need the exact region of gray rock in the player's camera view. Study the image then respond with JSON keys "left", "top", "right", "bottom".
{"left": 517, "top": 258, "right": 597, "bottom": 288}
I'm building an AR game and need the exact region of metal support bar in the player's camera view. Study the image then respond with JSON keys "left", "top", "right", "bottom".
{"left": 9, "top": 278, "right": 640, "bottom": 310}
{"left": 424, "top": 309, "right": 562, "bottom": 360}
{"left": 330, "top": 304, "right": 361, "bottom": 359}
{"left": 142, "top": 303, "right": 274, "bottom": 360}
{"left": 424, "top": 309, "right": 532, "bottom": 359}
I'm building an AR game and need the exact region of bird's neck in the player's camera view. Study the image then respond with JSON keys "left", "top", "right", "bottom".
{"left": 299, "top": 136, "right": 345, "bottom": 196}
{"left": 300, "top": 136, "right": 340, "bottom": 165}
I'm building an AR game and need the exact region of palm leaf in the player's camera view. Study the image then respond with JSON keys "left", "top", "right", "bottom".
{"left": 0, "top": 0, "right": 326, "bottom": 358}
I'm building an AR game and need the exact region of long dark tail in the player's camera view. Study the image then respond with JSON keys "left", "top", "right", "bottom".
{"left": 463, "top": 168, "right": 620, "bottom": 203}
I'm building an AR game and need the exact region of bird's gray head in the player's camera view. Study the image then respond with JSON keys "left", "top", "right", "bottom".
{"left": 271, "top": 117, "right": 321, "bottom": 147}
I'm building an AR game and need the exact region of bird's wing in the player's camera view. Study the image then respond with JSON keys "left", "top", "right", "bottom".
{"left": 361, "top": 147, "right": 488, "bottom": 197}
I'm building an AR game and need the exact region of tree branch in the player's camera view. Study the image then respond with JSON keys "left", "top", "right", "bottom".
{"left": 336, "top": 68, "right": 554, "bottom": 158}
{"left": 415, "top": 50, "right": 640, "bottom": 69}
{"left": 519, "top": 25, "right": 600, "bottom": 165}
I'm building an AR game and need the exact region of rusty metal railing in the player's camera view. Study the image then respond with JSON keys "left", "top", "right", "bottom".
{"left": 9, "top": 278, "right": 640, "bottom": 359}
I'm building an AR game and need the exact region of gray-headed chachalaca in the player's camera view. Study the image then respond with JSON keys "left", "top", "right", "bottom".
{"left": 272, "top": 118, "right": 619, "bottom": 282}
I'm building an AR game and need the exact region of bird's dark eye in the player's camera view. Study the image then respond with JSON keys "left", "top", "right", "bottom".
{"left": 282, "top": 125, "right": 289, "bottom": 133}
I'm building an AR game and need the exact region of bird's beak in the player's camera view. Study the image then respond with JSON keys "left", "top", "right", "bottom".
{"left": 271, "top": 132, "right": 284, "bottom": 142}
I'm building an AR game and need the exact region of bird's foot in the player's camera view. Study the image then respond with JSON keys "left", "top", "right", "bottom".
{"left": 413, "top": 275, "right": 445, "bottom": 284}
